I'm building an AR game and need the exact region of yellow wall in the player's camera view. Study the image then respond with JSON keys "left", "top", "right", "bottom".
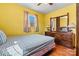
{"left": 0, "top": 3, "right": 45, "bottom": 36}
{"left": 45, "top": 4, "right": 76, "bottom": 47}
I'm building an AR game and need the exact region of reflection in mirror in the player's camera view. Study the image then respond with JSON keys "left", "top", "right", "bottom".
{"left": 50, "top": 18, "right": 56, "bottom": 31}
{"left": 60, "top": 16, "right": 68, "bottom": 27}
{"left": 60, "top": 15, "right": 68, "bottom": 32}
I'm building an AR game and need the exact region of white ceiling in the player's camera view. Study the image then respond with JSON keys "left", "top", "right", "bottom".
{"left": 20, "top": 3, "right": 73, "bottom": 14}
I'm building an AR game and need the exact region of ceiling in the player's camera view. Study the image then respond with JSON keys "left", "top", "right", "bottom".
{"left": 20, "top": 3, "right": 73, "bottom": 14}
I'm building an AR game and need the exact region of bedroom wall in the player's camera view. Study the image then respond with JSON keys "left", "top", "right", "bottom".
{"left": 0, "top": 3, "right": 45, "bottom": 36}
{"left": 45, "top": 4, "right": 76, "bottom": 47}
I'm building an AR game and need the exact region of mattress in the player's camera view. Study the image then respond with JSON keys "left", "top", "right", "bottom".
{"left": 25, "top": 40, "right": 55, "bottom": 56}
{"left": 0, "top": 34, "right": 55, "bottom": 56}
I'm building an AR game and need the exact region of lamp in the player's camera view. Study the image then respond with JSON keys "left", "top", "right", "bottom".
{"left": 67, "top": 23, "right": 75, "bottom": 32}
{"left": 67, "top": 23, "right": 75, "bottom": 28}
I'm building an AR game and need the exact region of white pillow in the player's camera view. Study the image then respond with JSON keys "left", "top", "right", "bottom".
{"left": 6, "top": 44, "right": 23, "bottom": 56}
{"left": 0, "top": 30, "right": 7, "bottom": 45}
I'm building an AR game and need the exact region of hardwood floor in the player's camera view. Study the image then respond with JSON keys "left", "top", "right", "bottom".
{"left": 47, "top": 44, "right": 76, "bottom": 56}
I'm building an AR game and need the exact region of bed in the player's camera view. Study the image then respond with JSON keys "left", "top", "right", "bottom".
{"left": 0, "top": 34, "right": 55, "bottom": 56}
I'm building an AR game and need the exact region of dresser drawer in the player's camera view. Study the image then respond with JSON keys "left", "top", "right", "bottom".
{"left": 62, "top": 36, "right": 72, "bottom": 41}
{"left": 45, "top": 32, "right": 55, "bottom": 37}
{"left": 60, "top": 40, "right": 72, "bottom": 48}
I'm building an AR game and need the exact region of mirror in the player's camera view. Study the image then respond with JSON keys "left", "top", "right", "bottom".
{"left": 60, "top": 16, "right": 68, "bottom": 27}
{"left": 50, "top": 13, "right": 69, "bottom": 32}
{"left": 60, "top": 15, "right": 69, "bottom": 32}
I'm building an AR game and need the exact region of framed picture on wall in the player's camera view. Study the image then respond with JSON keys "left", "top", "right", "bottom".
{"left": 24, "top": 11, "right": 39, "bottom": 32}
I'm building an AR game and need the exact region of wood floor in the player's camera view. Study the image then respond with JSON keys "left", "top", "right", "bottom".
{"left": 47, "top": 44, "right": 76, "bottom": 56}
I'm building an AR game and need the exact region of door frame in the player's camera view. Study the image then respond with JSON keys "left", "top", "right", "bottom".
{"left": 76, "top": 3, "right": 79, "bottom": 56}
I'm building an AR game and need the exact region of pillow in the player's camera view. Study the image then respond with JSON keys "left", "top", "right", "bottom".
{"left": 0, "top": 30, "right": 7, "bottom": 45}
{"left": 6, "top": 44, "right": 23, "bottom": 56}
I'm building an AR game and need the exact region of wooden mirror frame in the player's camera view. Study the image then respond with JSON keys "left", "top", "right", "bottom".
{"left": 50, "top": 13, "right": 69, "bottom": 32}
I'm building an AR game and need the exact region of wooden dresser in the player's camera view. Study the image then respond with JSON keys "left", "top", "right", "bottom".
{"left": 45, "top": 32, "right": 75, "bottom": 49}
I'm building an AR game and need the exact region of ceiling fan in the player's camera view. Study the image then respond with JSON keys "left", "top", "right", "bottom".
{"left": 37, "top": 3, "right": 53, "bottom": 6}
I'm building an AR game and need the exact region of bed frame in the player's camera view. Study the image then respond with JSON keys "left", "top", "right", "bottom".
{"left": 30, "top": 42, "right": 55, "bottom": 56}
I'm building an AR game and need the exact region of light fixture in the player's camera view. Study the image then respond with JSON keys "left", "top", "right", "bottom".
{"left": 67, "top": 23, "right": 75, "bottom": 32}
{"left": 67, "top": 23, "right": 75, "bottom": 28}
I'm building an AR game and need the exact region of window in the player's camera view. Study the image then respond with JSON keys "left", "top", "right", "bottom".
{"left": 24, "top": 11, "right": 39, "bottom": 32}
